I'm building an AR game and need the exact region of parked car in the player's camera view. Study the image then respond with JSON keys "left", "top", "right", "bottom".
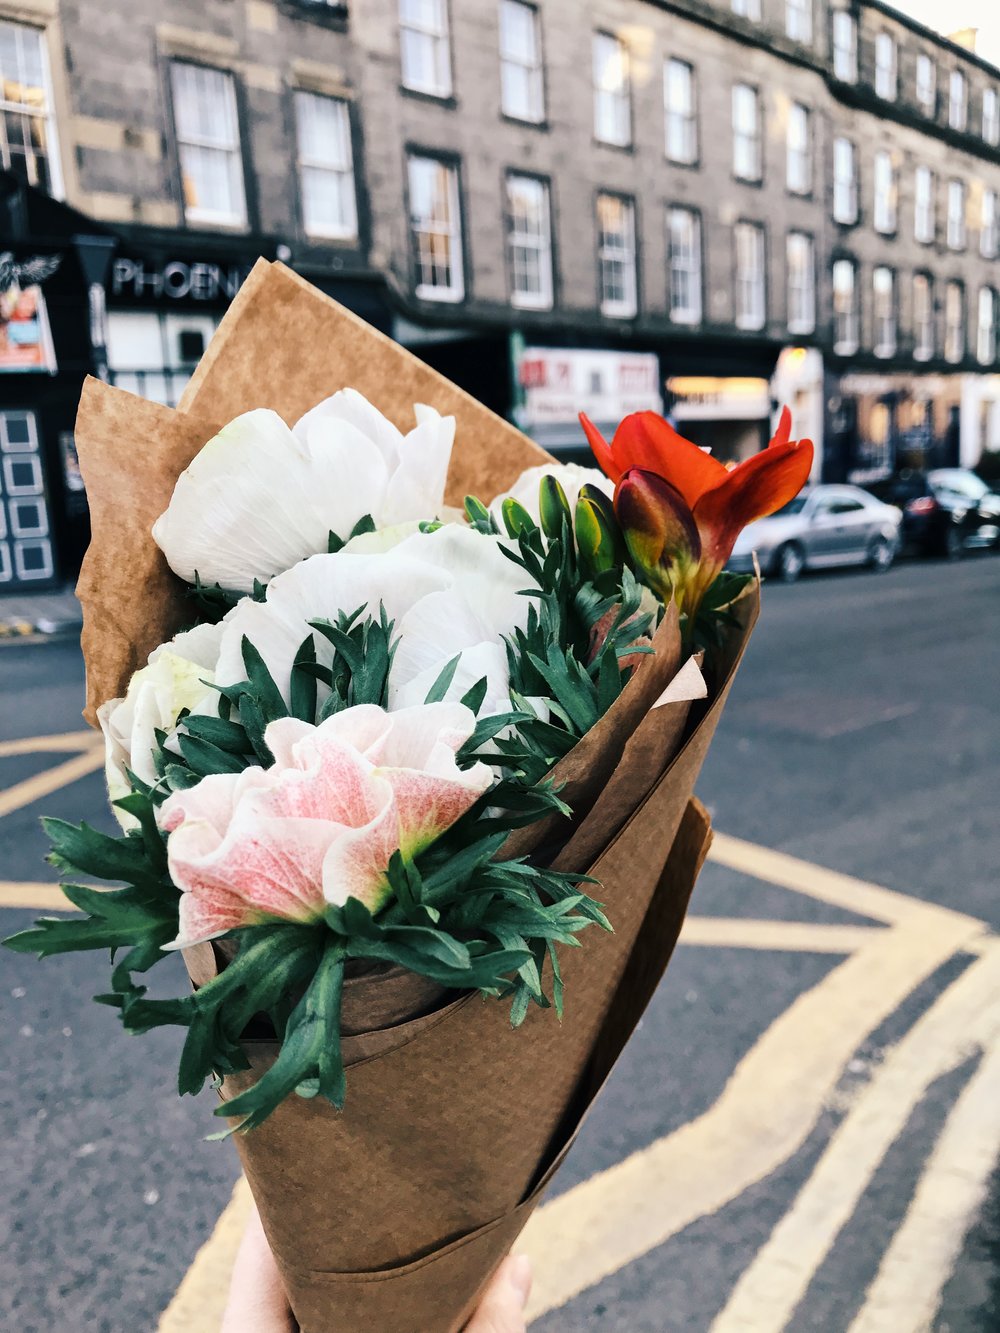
{"left": 866, "top": 469, "right": 1000, "bottom": 558}
{"left": 727, "top": 485, "right": 902, "bottom": 583}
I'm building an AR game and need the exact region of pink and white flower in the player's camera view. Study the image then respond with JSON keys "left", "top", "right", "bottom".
{"left": 160, "top": 702, "right": 492, "bottom": 950}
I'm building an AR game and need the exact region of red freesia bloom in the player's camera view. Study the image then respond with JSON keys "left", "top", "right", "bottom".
{"left": 580, "top": 407, "right": 814, "bottom": 622}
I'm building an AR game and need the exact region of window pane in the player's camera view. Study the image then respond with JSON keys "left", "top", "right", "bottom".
{"left": 507, "top": 174, "right": 552, "bottom": 308}
{"left": 665, "top": 60, "right": 696, "bottom": 163}
{"left": 593, "top": 33, "right": 630, "bottom": 145}
{"left": 734, "top": 222, "right": 765, "bottom": 329}
{"left": 500, "top": 1, "right": 543, "bottom": 121}
{"left": 733, "top": 84, "right": 760, "bottom": 180}
{"left": 786, "top": 232, "right": 814, "bottom": 333}
{"left": 0, "top": 20, "right": 61, "bottom": 195}
{"left": 295, "top": 94, "right": 357, "bottom": 239}
{"left": 171, "top": 64, "right": 246, "bottom": 225}
{"left": 597, "top": 194, "right": 636, "bottom": 316}
{"left": 409, "top": 156, "right": 463, "bottom": 300}
{"left": 668, "top": 207, "right": 701, "bottom": 324}
{"left": 833, "top": 260, "right": 857, "bottom": 352}
{"left": 400, "top": 0, "right": 451, "bottom": 95}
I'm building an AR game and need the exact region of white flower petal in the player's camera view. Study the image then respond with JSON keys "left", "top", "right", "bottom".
{"left": 381, "top": 410, "right": 455, "bottom": 526}
{"left": 293, "top": 387, "right": 403, "bottom": 467}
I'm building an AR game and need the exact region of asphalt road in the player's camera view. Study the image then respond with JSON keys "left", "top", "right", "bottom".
{"left": 1, "top": 552, "right": 999, "bottom": 1332}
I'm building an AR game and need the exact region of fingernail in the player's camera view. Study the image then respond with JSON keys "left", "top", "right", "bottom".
{"left": 507, "top": 1254, "right": 533, "bottom": 1306}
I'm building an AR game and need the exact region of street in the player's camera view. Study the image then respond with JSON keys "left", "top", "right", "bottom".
{"left": 2, "top": 553, "right": 999, "bottom": 1332}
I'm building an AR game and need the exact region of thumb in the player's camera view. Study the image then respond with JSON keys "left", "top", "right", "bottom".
{"left": 466, "top": 1255, "right": 533, "bottom": 1333}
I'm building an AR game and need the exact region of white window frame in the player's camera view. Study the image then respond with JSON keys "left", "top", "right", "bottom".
{"left": 506, "top": 173, "right": 553, "bottom": 310}
{"left": 732, "top": 0, "right": 761, "bottom": 17}
{"left": 982, "top": 188, "right": 999, "bottom": 259}
{"left": 873, "top": 266, "right": 896, "bottom": 358}
{"left": 734, "top": 221, "right": 766, "bottom": 331}
{"left": 499, "top": 0, "right": 544, "bottom": 124}
{"left": 983, "top": 88, "right": 1000, "bottom": 146}
{"left": 667, "top": 206, "right": 702, "bottom": 325}
{"left": 875, "top": 32, "right": 897, "bottom": 101}
{"left": 294, "top": 92, "right": 357, "bottom": 241}
{"left": 170, "top": 62, "right": 247, "bottom": 229}
{"left": 947, "top": 178, "right": 966, "bottom": 250}
{"left": 408, "top": 154, "right": 465, "bottom": 302}
{"left": 873, "top": 150, "right": 897, "bottom": 235}
{"left": 944, "top": 281, "right": 965, "bottom": 363}
{"left": 0, "top": 20, "right": 63, "bottom": 198}
{"left": 593, "top": 32, "right": 631, "bottom": 147}
{"left": 949, "top": 69, "right": 968, "bottom": 131}
{"left": 399, "top": 0, "right": 452, "bottom": 98}
{"left": 833, "top": 137, "right": 858, "bottom": 224}
{"left": 913, "top": 274, "right": 934, "bottom": 361}
{"left": 832, "top": 11, "right": 857, "bottom": 83}
{"left": 664, "top": 58, "right": 697, "bottom": 165}
{"left": 978, "top": 287, "right": 996, "bottom": 365}
{"left": 832, "top": 258, "right": 858, "bottom": 355}
{"left": 916, "top": 53, "right": 936, "bottom": 114}
{"left": 786, "top": 0, "right": 812, "bottom": 44}
{"left": 596, "top": 193, "right": 637, "bottom": 318}
{"left": 786, "top": 231, "right": 815, "bottom": 335}
{"left": 787, "top": 103, "right": 811, "bottom": 195}
{"left": 732, "top": 84, "right": 761, "bottom": 182}
{"left": 914, "top": 166, "right": 935, "bottom": 244}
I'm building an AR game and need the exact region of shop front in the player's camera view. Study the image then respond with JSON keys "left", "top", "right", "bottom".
{"left": 510, "top": 341, "right": 662, "bottom": 458}
{"left": 826, "top": 372, "right": 964, "bottom": 485}
{"left": 1, "top": 173, "right": 108, "bottom": 589}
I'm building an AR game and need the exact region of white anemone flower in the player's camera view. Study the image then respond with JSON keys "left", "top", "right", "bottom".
{"left": 215, "top": 525, "right": 536, "bottom": 719}
{"left": 97, "top": 619, "right": 227, "bottom": 828}
{"left": 489, "top": 462, "right": 614, "bottom": 530}
{"left": 151, "top": 390, "right": 455, "bottom": 593}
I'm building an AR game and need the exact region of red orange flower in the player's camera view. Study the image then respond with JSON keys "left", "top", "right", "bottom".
{"left": 580, "top": 407, "right": 814, "bottom": 623}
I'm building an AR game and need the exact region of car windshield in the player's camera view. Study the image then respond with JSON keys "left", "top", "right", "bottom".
{"left": 775, "top": 496, "right": 808, "bottom": 516}
{"left": 928, "top": 470, "right": 988, "bottom": 502}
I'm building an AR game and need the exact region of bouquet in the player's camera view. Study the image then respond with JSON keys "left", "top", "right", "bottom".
{"left": 5, "top": 262, "right": 812, "bottom": 1332}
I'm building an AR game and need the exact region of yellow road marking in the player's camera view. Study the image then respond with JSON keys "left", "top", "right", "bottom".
{"left": 708, "top": 831, "right": 982, "bottom": 932}
{"left": 0, "top": 881, "right": 77, "bottom": 910}
{"left": 519, "top": 909, "right": 988, "bottom": 1320}
{"left": 848, "top": 1037, "right": 1000, "bottom": 1333}
{"left": 157, "top": 1176, "right": 253, "bottom": 1333}
{"left": 680, "top": 917, "right": 882, "bottom": 953}
{"left": 0, "top": 746, "right": 104, "bottom": 820}
{"left": 710, "top": 940, "right": 1000, "bottom": 1330}
{"left": 0, "top": 730, "right": 96, "bottom": 758}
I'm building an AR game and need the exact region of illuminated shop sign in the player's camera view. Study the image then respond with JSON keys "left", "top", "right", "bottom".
{"left": 111, "top": 258, "right": 252, "bottom": 303}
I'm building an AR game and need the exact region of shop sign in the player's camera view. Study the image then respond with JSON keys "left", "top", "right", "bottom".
{"left": 517, "top": 347, "right": 661, "bottom": 424}
{"left": 111, "top": 258, "right": 252, "bottom": 303}
{"left": 0, "top": 253, "right": 60, "bottom": 374}
{"left": 667, "top": 376, "right": 770, "bottom": 421}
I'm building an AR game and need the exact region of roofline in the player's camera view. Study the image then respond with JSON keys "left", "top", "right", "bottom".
{"left": 864, "top": 0, "right": 1000, "bottom": 79}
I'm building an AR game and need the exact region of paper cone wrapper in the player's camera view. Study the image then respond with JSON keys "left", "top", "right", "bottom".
{"left": 70, "top": 261, "right": 760, "bottom": 1331}
{"left": 214, "top": 593, "right": 754, "bottom": 1333}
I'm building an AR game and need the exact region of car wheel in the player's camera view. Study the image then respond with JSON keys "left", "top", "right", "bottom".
{"left": 868, "top": 536, "right": 895, "bottom": 573}
{"left": 943, "top": 525, "right": 964, "bottom": 561}
{"left": 773, "top": 543, "right": 805, "bottom": 583}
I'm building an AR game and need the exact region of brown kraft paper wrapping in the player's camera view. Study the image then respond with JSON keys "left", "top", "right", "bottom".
{"left": 217, "top": 591, "right": 756, "bottom": 1333}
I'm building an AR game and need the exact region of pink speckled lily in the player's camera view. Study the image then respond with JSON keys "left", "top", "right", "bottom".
{"left": 160, "top": 702, "right": 493, "bottom": 950}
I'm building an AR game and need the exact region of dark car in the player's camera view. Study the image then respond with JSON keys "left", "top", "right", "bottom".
{"left": 866, "top": 469, "right": 1000, "bottom": 559}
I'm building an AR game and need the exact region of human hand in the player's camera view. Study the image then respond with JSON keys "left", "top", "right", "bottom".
{"left": 220, "top": 1204, "right": 533, "bottom": 1332}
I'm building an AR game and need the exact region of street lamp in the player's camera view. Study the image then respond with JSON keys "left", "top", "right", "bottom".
{"left": 71, "top": 233, "right": 117, "bottom": 382}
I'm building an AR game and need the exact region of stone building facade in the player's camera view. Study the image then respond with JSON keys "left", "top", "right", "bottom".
{"left": 4, "top": 0, "right": 1000, "bottom": 582}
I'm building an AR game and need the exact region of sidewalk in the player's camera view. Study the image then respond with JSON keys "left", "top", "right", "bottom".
{"left": 0, "top": 584, "right": 83, "bottom": 640}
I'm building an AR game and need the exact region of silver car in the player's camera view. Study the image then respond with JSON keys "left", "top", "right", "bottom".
{"left": 727, "top": 485, "right": 903, "bottom": 583}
